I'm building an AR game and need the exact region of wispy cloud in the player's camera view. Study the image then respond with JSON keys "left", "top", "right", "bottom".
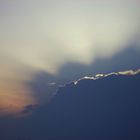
{"left": 74, "top": 69, "right": 140, "bottom": 85}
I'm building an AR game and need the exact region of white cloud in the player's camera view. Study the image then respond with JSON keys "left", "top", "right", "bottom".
{"left": 73, "top": 69, "right": 140, "bottom": 85}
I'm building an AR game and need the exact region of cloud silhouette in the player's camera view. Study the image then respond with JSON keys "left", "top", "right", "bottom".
{"left": 1, "top": 69, "right": 140, "bottom": 140}
{"left": 42, "top": 69, "right": 140, "bottom": 140}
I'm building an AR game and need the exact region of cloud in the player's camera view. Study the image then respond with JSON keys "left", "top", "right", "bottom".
{"left": 42, "top": 67, "right": 140, "bottom": 140}
{"left": 73, "top": 69, "right": 140, "bottom": 85}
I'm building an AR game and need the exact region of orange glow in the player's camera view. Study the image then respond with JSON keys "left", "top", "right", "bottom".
{"left": 0, "top": 63, "right": 36, "bottom": 116}
{"left": 0, "top": 83, "right": 36, "bottom": 116}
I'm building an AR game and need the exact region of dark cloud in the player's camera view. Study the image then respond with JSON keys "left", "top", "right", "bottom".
{"left": 0, "top": 70, "right": 140, "bottom": 140}
{"left": 25, "top": 46, "right": 140, "bottom": 104}
{"left": 39, "top": 70, "right": 140, "bottom": 140}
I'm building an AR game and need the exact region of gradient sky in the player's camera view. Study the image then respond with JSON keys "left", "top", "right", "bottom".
{"left": 0, "top": 0, "right": 140, "bottom": 115}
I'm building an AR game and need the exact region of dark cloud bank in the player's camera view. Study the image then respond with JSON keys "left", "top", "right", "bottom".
{"left": 0, "top": 69, "right": 140, "bottom": 140}
{"left": 27, "top": 46, "right": 140, "bottom": 103}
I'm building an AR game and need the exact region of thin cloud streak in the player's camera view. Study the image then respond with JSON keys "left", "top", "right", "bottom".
{"left": 73, "top": 69, "right": 140, "bottom": 85}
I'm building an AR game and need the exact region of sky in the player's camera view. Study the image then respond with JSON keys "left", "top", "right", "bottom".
{"left": 0, "top": 0, "right": 140, "bottom": 116}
